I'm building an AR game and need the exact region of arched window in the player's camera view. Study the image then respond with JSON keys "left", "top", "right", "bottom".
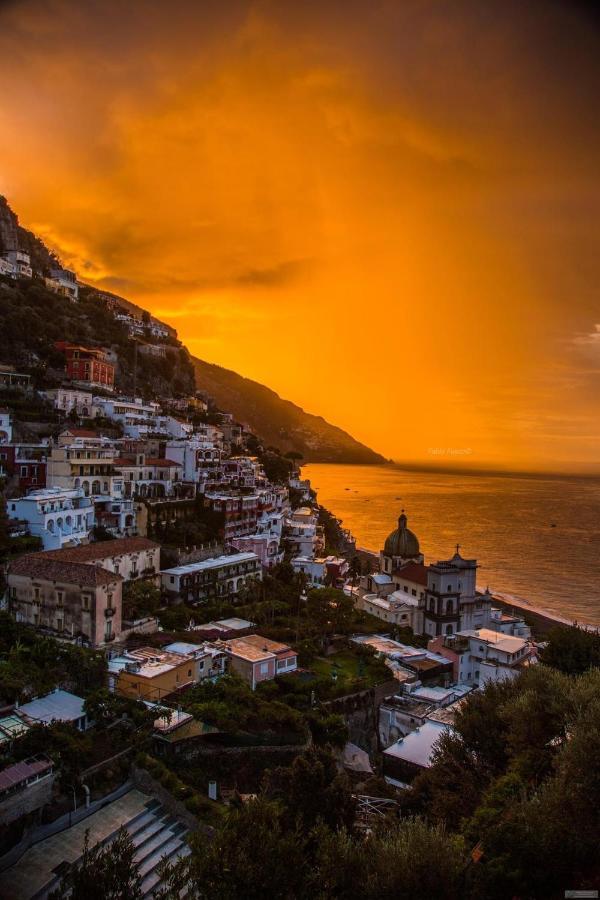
{"left": 446, "top": 624, "right": 454, "bottom": 635}
{"left": 445, "top": 599, "right": 454, "bottom": 614}
{"left": 47, "top": 519, "right": 54, "bottom": 532}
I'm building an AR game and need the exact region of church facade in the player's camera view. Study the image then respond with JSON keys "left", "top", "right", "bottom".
{"left": 358, "top": 511, "right": 492, "bottom": 637}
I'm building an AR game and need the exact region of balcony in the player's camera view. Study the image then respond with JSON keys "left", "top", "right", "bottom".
{"left": 104, "top": 633, "right": 116, "bottom": 642}
{"left": 104, "top": 607, "right": 116, "bottom": 618}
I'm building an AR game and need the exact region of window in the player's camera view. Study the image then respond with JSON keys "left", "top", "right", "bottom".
{"left": 260, "top": 663, "right": 269, "bottom": 675}
{"left": 188, "top": 669, "right": 192, "bottom": 677}
{"left": 82, "top": 595, "right": 90, "bottom": 610}
{"left": 33, "top": 586, "right": 40, "bottom": 601}
{"left": 56, "top": 591, "right": 64, "bottom": 606}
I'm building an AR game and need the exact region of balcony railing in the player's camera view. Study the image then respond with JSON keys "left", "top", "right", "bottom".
{"left": 104, "top": 607, "right": 115, "bottom": 618}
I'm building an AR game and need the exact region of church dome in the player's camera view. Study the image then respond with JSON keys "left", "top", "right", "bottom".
{"left": 384, "top": 512, "right": 420, "bottom": 559}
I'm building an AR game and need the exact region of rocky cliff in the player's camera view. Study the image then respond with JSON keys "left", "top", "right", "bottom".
{"left": 0, "top": 196, "right": 58, "bottom": 272}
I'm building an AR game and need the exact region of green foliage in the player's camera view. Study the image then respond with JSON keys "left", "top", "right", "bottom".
{"left": 182, "top": 674, "right": 306, "bottom": 740}
{"left": 122, "top": 579, "right": 161, "bottom": 620}
{"left": 0, "top": 612, "right": 106, "bottom": 703}
{"left": 258, "top": 451, "right": 293, "bottom": 485}
{"left": 539, "top": 624, "right": 600, "bottom": 674}
{"left": 159, "top": 747, "right": 465, "bottom": 900}
{"left": 263, "top": 746, "right": 355, "bottom": 832}
{"left": 50, "top": 827, "right": 142, "bottom": 899}
{"left": 404, "top": 664, "right": 600, "bottom": 898}
{"left": 0, "top": 278, "right": 194, "bottom": 400}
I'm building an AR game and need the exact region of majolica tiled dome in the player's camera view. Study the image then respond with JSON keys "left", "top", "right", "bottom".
{"left": 384, "top": 512, "right": 420, "bottom": 558}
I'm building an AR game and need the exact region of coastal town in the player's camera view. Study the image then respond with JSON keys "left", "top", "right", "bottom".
{"left": 1, "top": 208, "right": 599, "bottom": 898}
{"left": 0, "top": 223, "right": 584, "bottom": 897}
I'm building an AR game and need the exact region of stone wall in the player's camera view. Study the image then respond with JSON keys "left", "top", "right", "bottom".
{"left": 0, "top": 776, "right": 55, "bottom": 828}
{"left": 322, "top": 680, "right": 398, "bottom": 754}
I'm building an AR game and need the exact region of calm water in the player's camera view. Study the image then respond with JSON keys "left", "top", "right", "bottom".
{"left": 303, "top": 463, "right": 600, "bottom": 625}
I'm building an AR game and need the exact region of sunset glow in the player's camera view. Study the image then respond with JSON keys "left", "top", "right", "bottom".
{"left": 1, "top": 0, "right": 599, "bottom": 471}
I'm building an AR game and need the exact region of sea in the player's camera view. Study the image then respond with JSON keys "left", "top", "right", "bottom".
{"left": 302, "top": 463, "right": 600, "bottom": 626}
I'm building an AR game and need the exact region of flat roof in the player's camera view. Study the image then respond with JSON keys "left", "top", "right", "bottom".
{"left": 164, "top": 641, "right": 205, "bottom": 656}
{"left": 226, "top": 634, "right": 295, "bottom": 663}
{"left": 384, "top": 720, "right": 451, "bottom": 768}
{"left": 19, "top": 690, "right": 85, "bottom": 725}
{"left": 162, "top": 552, "right": 259, "bottom": 577}
{"left": 214, "top": 617, "right": 254, "bottom": 630}
{"left": 458, "top": 628, "right": 528, "bottom": 653}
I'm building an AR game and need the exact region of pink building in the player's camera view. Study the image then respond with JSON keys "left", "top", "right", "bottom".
{"left": 223, "top": 635, "right": 298, "bottom": 690}
{"left": 230, "top": 533, "right": 283, "bottom": 569}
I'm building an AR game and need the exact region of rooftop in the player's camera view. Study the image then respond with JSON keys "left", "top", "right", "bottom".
{"left": 458, "top": 628, "right": 529, "bottom": 653}
{"left": 162, "top": 552, "right": 259, "bottom": 577}
{"left": 19, "top": 690, "right": 86, "bottom": 725}
{"left": 392, "top": 561, "right": 429, "bottom": 586}
{"left": 40, "top": 536, "right": 159, "bottom": 564}
{"left": 0, "top": 756, "right": 53, "bottom": 794}
{"left": 9, "top": 555, "right": 121, "bottom": 587}
{"left": 225, "top": 634, "right": 294, "bottom": 663}
{"left": 383, "top": 720, "right": 451, "bottom": 768}
{"left": 213, "top": 617, "right": 255, "bottom": 630}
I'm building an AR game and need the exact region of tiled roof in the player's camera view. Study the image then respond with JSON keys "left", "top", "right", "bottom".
{"left": 9, "top": 555, "right": 121, "bottom": 586}
{"left": 393, "top": 561, "right": 429, "bottom": 586}
{"left": 0, "top": 757, "right": 53, "bottom": 793}
{"left": 60, "top": 429, "right": 99, "bottom": 438}
{"left": 40, "top": 537, "right": 159, "bottom": 564}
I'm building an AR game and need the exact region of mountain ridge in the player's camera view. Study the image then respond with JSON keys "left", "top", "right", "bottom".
{"left": 192, "top": 357, "right": 386, "bottom": 464}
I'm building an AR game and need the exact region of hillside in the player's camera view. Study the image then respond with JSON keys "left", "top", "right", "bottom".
{"left": 193, "top": 358, "right": 386, "bottom": 464}
{"left": 0, "top": 277, "right": 195, "bottom": 402}
{"left": 0, "top": 195, "right": 385, "bottom": 463}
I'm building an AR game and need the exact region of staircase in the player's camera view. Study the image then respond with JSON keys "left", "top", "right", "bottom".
{"left": 121, "top": 799, "right": 192, "bottom": 897}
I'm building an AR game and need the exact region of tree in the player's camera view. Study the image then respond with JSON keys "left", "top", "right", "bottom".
{"left": 263, "top": 747, "right": 356, "bottom": 832}
{"left": 539, "top": 624, "right": 600, "bottom": 674}
{"left": 51, "top": 827, "right": 142, "bottom": 899}
{"left": 122, "top": 579, "right": 161, "bottom": 619}
{"left": 184, "top": 799, "right": 307, "bottom": 900}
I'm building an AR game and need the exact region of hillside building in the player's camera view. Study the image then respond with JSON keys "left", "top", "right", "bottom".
{"left": 8, "top": 555, "right": 122, "bottom": 646}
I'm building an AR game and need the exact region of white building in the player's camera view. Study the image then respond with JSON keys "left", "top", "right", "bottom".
{"left": 7, "top": 487, "right": 94, "bottom": 550}
{"left": 92, "top": 396, "right": 161, "bottom": 436}
{"left": 0, "top": 257, "right": 15, "bottom": 278}
{"left": 429, "top": 628, "right": 536, "bottom": 687}
{"left": 0, "top": 409, "right": 12, "bottom": 443}
{"left": 2, "top": 250, "right": 32, "bottom": 278}
{"left": 161, "top": 552, "right": 262, "bottom": 604}
{"left": 48, "top": 267, "right": 79, "bottom": 300}
{"left": 44, "top": 388, "right": 96, "bottom": 418}
{"left": 291, "top": 555, "right": 327, "bottom": 587}
{"left": 165, "top": 438, "right": 222, "bottom": 490}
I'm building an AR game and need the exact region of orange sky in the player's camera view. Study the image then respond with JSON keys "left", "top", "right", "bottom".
{"left": 1, "top": 0, "right": 599, "bottom": 472}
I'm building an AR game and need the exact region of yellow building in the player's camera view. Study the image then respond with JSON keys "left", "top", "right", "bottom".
{"left": 113, "top": 647, "right": 198, "bottom": 702}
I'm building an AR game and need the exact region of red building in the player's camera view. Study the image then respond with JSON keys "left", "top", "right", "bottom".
{"left": 0, "top": 445, "right": 47, "bottom": 491}
{"left": 54, "top": 342, "right": 115, "bottom": 388}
